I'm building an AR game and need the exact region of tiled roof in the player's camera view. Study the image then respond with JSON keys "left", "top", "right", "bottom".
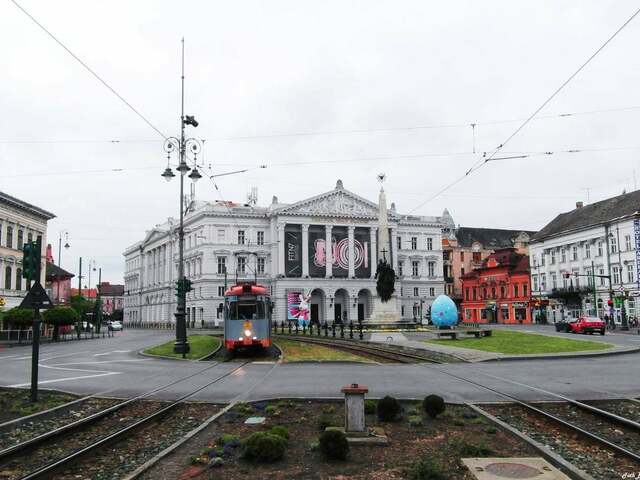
{"left": 45, "top": 262, "right": 75, "bottom": 280}
{"left": 461, "top": 248, "right": 530, "bottom": 278}
{"left": 532, "top": 190, "right": 640, "bottom": 242}
{"left": 455, "top": 227, "right": 535, "bottom": 249}
{"left": 100, "top": 283, "right": 124, "bottom": 296}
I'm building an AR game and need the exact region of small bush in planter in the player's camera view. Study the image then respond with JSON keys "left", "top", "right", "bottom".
{"left": 319, "top": 429, "right": 349, "bottom": 460}
{"left": 422, "top": 395, "right": 446, "bottom": 419}
{"left": 317, "top": 413, "right": 333, "bottom": 431}
{"left": 364, "top": 399, "right": 377, "bottom": 415}
{"left": 269, "top": 425, "right": 289, "bottom": 441}
{"left": 242, "top": 432, "right": 286, "bottom": 462}
{"left": 377, "top": 396, "right": 401, "bottom": 422}
{"left": 408, "top": 415, "right": 423, "bottom": 427}
{"left": 410, "top": 458, "right": 447, "bottom": 480}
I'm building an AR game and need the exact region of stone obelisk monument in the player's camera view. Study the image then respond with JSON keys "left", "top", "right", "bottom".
{"left": 369, "top": 175, "right": 400, "bottom": 323}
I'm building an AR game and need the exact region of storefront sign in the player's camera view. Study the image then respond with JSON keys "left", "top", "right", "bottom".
{"left": 513, "top": 302, "right": 528, "bottom": 308}
{"left": 634, "top": 219, "right": 640, "bottom": 290}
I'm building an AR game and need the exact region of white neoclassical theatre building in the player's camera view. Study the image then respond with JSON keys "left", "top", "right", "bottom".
{"left": 123, "top": 180, "right": 446, "bottom": 327}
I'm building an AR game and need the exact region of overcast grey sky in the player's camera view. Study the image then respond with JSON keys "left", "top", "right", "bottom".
{"left": 2, "top": 1, "right": 640, "bottom": 284}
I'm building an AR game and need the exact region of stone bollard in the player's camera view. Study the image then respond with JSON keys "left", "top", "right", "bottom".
{"left": 341, "top": 383, "right": 368, "bottom": 435}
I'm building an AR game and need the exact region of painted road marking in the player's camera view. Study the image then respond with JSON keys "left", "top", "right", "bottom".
{"left": 7, "top": 372, "right": 120, "bottom": 388}
{"left": 94, "top": 349, "right": 132, "bottom": 357}
{"left": 51, "top": 359, "right": 148, "bottom": 366}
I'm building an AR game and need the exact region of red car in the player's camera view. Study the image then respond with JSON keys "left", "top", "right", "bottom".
{"left": 568, "top": 316, "right": 606, "bottom": 335}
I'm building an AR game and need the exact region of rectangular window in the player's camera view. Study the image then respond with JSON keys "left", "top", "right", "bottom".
{"left": 500, "top": 286, "right": 505, "bottom": 298}
{"left": 540, "top": 273, "right": 546, "bottom": 291}
{"left": 597, "top": 241, "right": 603, "bottom": 256}
{"left": 6, "top": 226, "right": 13, "bottom": 249}
{"left": 412, "top": 261, "right": 419, "bottom": 277}
{"left": 532, "top": 275, "right": 538, "bottom": 292}
{"left": 217, "top": 286, "right": 225, "bottom": 296}
{"left": 572, "top": 246, "right": 578, "bottom": 261}
{"left": 550, "top": 250, "right": 556, "bottom": 264}
{"left": 217, "top": 229, "right": 225, "bottom": 243}
{"left": 217, "top": 257, "right": 226, "bottom": 274}
{"left": 514, "top": 285, "right": 519, "bottom": 297}
{"left": 563, "top": 274, "right": 569, "bottom": 288}
{"left": 586, "top": 268, "right": 594, "bottom": 287}
{"left": 472, "top": 288, "right": 477, "bottom": 300}
{"left": 17, "top": 229, "right": 23, "bottom": 250}
{"left": 237, "top": 230, "right": 245, "bottom": 245}
{"left": 429, "top": 287, "right": 435, "bottom": 297}
{"left": 610, "top": 236, "right": 617, "bottom": 254}
{"left": 398, "top": 261, "right": 403, "bottom": 277}
{"left": 523, "top": 284, "right": 528, "bottom": 297}
{"left": 460, "top": 251, "right": 464, "bottom": 261}
{"left": 411, "top": 237, "right": 417, "bottom": 250}
{"left": 237, "top": 256, "right": 246, "bottom": 273}
{"left": 465, "top": 288, "right": 470, "bottom": 301}
{"left": 257, "top": 231, "right": 265, "bottom": 246}
{"left": 625, "top": 234, "right": 632, "bottom": 251}
{"left": 397, "top": 236, "right": 402, "bottom": 250}
{"left": 413, "top": 287, "right": 419, "bottom": 297}
{"left": 541, "top": 253, "right": 546, "bottom": 266}
{"left": 612, "top": 265, "right": 620, "bottom": 284}
{"left": 427, "top": 238, "right": 433, "bottom": 251}
{"left": 428, "top": 261, "right": 435, "bottom": 277}
{"left": 461, "top": 267, "right": 465, "bottom": 276}
{"left": 599, "top": 268, "right": 606, "bottom": 286}
{"left": 551, "top": 272, "right": 557, "bottom": 289}
{"left": 472, "top": 251, "right": 481, "bottom": 263}
{"left": 584, "top": 244, "right": 590, "bottom": 259}
{"left": 574, "top": 272, "right": 580, "bottom": 288}
{"left": 627, "top": 264, "right": 634, "bottom": 283}
{"left": 257, "top": 257, "right": 265, "bottom": 274}
{"left": 561, "top": 249, "right": 566, "bottom": 263}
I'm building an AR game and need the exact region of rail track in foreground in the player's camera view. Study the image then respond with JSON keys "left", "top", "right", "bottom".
{"left": 0, "top": 361, "right": 250, "bottom": 480}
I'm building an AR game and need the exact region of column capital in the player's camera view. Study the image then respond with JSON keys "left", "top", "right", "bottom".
{"left": 325, "top": 224, "right": 333, "bottom": 232}
{"left": 348, "top": 225, "right": 356, "bottom": 233}
{"left": 301, "top": 224, "right": 310, "bottom": 231}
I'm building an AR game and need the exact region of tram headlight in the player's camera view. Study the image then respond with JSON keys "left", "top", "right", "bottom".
{"left": 244, "top": 329, "right": 252, "bottom": 337}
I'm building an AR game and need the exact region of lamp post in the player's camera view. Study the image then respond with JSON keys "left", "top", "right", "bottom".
{"left": 57, "top": 231, "right": 70, "bottom": 267}
{"left": 160, "top": 39, "right": 202, "bottom": 356}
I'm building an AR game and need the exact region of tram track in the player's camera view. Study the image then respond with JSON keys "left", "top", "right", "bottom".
{"left": 273, "top": 334, "right": 452, "bottom": 363}
{"left": 0, "top": 361, "right": 247, "bottom": 480}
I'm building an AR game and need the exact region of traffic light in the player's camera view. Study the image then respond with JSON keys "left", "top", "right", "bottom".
{"left": 175, "top": 278, "right": 193, "bottom": 299}
{"left": 22, "top": 241, "right": 41, "bottom": 282}
{"left": 183, "top": 278, "right": 193, "bottom": 293}
{"left": 607, "top": 299, "right": 613, "bottom": 307}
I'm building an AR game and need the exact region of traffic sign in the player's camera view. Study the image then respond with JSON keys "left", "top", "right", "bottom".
{"left": 19, "top": 282, "right": 53, "bottom": 309}
{"left": 618, "top": 286, "right": 626, "bottom": 293}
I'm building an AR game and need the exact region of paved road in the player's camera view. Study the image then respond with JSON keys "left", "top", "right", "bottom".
{"left": 0, "top": 328, "right": 638, "bottom": 403}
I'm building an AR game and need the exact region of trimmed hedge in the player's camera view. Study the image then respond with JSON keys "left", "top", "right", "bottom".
{"left": 422, "top": 395, "right": 446, "bottom": 419}
{"left": 242, "top": 432, "right": 286, "bottom": 462}
{"left": 377, "top": 395, "right": 401, "bottom": 422}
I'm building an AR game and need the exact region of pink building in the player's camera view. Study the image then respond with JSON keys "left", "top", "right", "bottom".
{"left": 45, "top": 244, "right": 75, "bottom": 304}
{"left": 97, "top": 282, "right": 124, "bottom": 315}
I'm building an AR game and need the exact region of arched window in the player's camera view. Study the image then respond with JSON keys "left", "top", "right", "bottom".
{"left": 27, "top": 232, "right": 33, "bottom": 243}
{"left": 15, "top": 268, "right": 22, "bottom": 291}
{"left": 17, "top": 230, "right": 24, "bottom": 249}
{"left": 6, "top": 226, "right": 13, "bottom": 249}
{"left": 5, "top": 266, "right": 12, "bottom": 289}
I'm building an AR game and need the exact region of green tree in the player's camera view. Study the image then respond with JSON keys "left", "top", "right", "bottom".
{"left": 43, "top": 306, "right": 80, "bottom": 341}
{"left": 69, "top": 295, "right": 96, "bottom": 338}
{"left": 3, "top": 307, "right": 33, "bottom": 329}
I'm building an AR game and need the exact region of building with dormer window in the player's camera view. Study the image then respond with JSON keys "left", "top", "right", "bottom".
{"left": 123, "top": 180, "right": 446, "bottom": 326}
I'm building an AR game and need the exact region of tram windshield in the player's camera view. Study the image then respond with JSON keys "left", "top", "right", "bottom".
{"left": 227, "top": 299, "right": 266, "bottom": 320}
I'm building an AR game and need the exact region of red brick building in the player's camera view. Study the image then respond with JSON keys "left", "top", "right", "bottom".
{"left": 460, "top": 248, "right": 532, "bottom": 324}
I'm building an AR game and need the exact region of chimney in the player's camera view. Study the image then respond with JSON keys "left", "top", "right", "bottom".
{"left": 576, "top": 201, "right": 584, "bottom": 209}
{"left": 46, "top": 243, "right": 54, "bottom": 264}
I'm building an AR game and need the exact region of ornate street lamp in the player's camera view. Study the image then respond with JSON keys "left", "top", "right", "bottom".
{"left": 160, "top": 40, "right": 204, "bottom": 356}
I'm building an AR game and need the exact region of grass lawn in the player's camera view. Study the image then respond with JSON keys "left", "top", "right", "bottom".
{"left": 275, "top": 338, "right": 372, "bottom": 362}
{"left": 425, "top": 329, "right": 613, "bottom": 355}
{"left": 0, "top": 388, "right": 77, "bottom": 423}
{"left": 144, "top": 335, "right": 221, "bottom": 360}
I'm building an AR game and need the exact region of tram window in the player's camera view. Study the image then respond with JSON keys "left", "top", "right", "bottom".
{"left": 227, "top": 300, "right": 267, "bottom": 320}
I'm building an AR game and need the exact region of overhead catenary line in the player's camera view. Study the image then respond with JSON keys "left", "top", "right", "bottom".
{"left": 3, "top": 104, "right": 640, "bottom": 145}
{"left": 407, "top": 6, "right": 640, "bottom": 214}
{"left": 10, "top": 0, "right": 168, "bottom": 140}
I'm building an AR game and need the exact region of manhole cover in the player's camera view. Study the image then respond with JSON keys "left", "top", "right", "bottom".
{"left": 485, "top": 462, "right": 542, "bottom": 479}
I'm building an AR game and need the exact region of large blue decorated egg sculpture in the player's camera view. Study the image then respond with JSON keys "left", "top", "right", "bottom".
{"left": 431, "top": 295, "right": 458, "bottom": 327}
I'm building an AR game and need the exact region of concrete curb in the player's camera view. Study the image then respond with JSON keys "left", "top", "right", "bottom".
{"left": 479, "top": 344, "right": 640, "bottom": 362}
{"left": 136, "top": 335, "right": 223, "bottom": 363}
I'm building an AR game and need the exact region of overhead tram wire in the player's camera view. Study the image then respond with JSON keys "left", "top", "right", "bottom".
{"left": 4, "top": 103, "right": 640, "bottom": 145}
{"left": 407, "top": 5, "right": 640, "bottom": 215}
{"left": 10, "top": 0, "right": 168, "bottom": 140}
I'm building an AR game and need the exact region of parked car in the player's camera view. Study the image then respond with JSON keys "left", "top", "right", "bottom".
{"left": 76, "top": 321, "right": 94, "bottom": 332}
{"left": 107, "top": 321, "right": 123, "bottom": 331}
{"left": 563, "top": 316, "right": 606, "bottom": 335}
